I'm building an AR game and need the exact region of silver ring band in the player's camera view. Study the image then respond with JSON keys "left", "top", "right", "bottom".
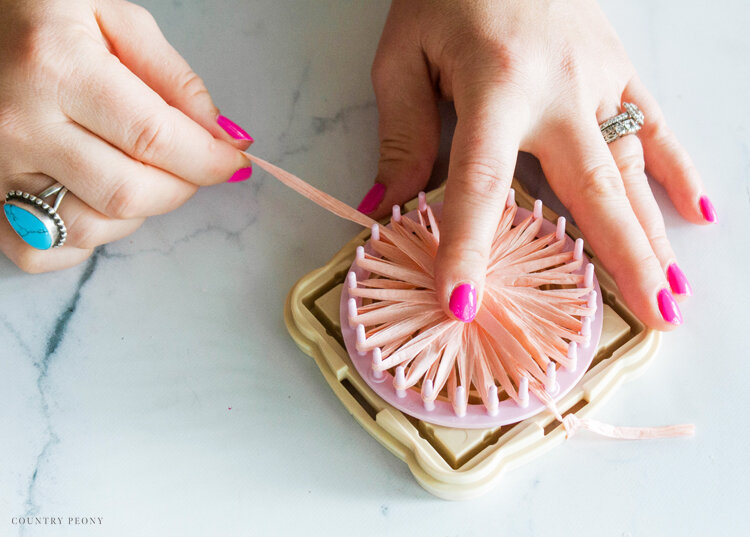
{"left": 600, "top": 102, "right": 644, "bottom": 144}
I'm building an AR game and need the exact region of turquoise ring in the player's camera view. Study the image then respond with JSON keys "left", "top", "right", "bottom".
{"left": 4, "top": 183, "right": 68, "bottom": 250}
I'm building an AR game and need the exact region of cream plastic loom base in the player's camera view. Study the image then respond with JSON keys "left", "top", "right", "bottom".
{"left": 284, "top": 182, "right": 660, "bottom": 500}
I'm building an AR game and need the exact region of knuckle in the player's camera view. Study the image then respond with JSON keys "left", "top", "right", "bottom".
{"left": 647, "top": 120, "right": 677, "bottom": 154}
{"left": 651, "top": 236, "right": 671, "bottom": 258}
{"left": 558, "top": 45, "right": 583, "bottom": 83}
{"left": 436, "top": 239, "right": 489, "bottom": 278}
{"left": 65, "top": 214, "right": 100, "bottom": 249}
{"left": 646, "top": 228, "right": 672, "bottom": 257}
{"left": 370, "top": 55, "right": 388, "bottom": 88}
{"left": 446, "top": 30, "right": 527, "bottom": 86}
{"left": 370, "top": 54, "right": 404, "bottom": 96}
{"left": 616, "top": 150, "right": 645, "bottom": 178}
{"left": 648, "top": 118, "right": 669, "bottom": 140}
{"left": 577, "top": 162, "right": 626, "bottom": 202}
{"left": 452, "top": 157, "right": 510, "bottom": 199}
{"left": 450, "top": 241, "right": 489, "bottom": 265}
{"left": 177, "top": 70, "right": 209, "bottom": 102}
{"left": 129, "top": 113, "right": 174, "bottom": 163}
{"left": 127, "top": 3, "right": 158, "bottom": 27}
{"left": 13, "top": 31, "right": 67, "bottom": 88}
{"left": 378, "top": 135, "right": 438, "bottom": 177}
{"left": 379, "top": 136, "right": 417, "bottom": 161}
{"left": 13, "top": 21, "right": 87, "bottom": 80}
{"left": 650, "top": 122, "right": 699, "bottom": 176}
{"left": 611, "top": 251, "right": 659, "bottom": 288}
{"left": 201, "top": 138, "right": 232, "bottom": 183}
{"left": 69, "top": 229, "right": 98, "bottom": 250}
{"left": 479, "top": 42, "right": 526, "bottom": 83}
{"left": 14, "top": 22, "right": 53, "bottom": 67}
{"left": 166, "top": 183, "right": 197, "bottom": 211}
{"left": 105, "top": 180, "right": 142, "bottom": 219}
{"left": 493, "top": 43, "right": 523, "bottom": 73}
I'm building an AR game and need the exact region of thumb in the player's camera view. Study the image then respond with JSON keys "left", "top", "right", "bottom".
{"left": 435, "top": 86, "right": 527, "bottom": 322}
{"left": 95, "top": 0, "right": 252, "bottom": 148}
{"left": 359, "top": 26, "right": 440, "bottom": 218}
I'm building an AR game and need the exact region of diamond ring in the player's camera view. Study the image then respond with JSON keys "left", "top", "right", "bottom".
{"left": 600, "top": 102, "right": 644, "bottom": 144}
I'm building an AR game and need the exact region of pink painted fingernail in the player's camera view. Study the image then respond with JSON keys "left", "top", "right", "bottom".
{"left": 228, "top": 166, "right": 252, "bottom": 183}
{"left": 449, "top": 283, "right": 477, "bottom": 323}
{"left": 699, "top": 195, "right": 717, "bottom": 223}
{"left": 657, "top": 288, "right": 682, "bottom": 325}
{"left": 217, "top": 115, "right": 253, "bottom": 142}
{"left": 357, "top": 183, "right": 386, "bottom": 214}
{"left": 666, "top": 263, "right": 692, "bottom": 296}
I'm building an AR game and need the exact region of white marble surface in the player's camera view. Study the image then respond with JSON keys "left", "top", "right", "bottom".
{"left": 1, "top": 1, "right": 748, "bottom": 535}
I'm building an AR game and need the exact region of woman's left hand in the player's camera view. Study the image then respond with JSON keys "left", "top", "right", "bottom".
{"left": 360, "top": 0, "right": 714, "bottom": 330}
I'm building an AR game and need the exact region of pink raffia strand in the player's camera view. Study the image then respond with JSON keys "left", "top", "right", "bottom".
{"left": 351, "top": 200, "right": 591, "bottom": 411}
{"left": 246, "top": 153, "right": 694, "bottom": 441}
{"left": 563, "top": 416, "right": 695, "bottom": 440}
{"left": 535, "top": 391, "right": 695, "bottom": 439}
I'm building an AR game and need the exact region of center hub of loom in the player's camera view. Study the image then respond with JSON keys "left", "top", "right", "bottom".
{"left": 339, "top": 195, "right": 603, "bottom": 429}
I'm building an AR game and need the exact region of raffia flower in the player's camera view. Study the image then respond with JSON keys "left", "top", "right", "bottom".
{"left": 347, "top": 192, "right": 597, "bottom": 419}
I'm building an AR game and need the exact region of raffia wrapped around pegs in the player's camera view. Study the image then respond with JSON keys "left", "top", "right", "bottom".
{"left": 246, "top": 153, "right": 694, "bottom": 439}
{"left": 342, "top": 193, "right": 603, "bottom": 428}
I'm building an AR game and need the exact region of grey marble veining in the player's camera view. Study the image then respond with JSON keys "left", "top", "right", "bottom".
{"left": 1, "top": 1, "right": 748, "bottom": 536}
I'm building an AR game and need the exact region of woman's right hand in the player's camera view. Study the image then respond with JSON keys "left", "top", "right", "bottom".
{"left": 0, "top": 0, "right": 254, "bottom": 273}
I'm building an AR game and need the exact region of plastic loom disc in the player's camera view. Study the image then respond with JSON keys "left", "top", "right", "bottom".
{"left": 340, "top": 203, "right": 603, "bottom": 429}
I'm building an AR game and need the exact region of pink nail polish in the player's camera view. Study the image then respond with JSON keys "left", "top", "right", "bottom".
{"left": 449, "top": 283, "right": 477, "bottom": 323}
{"left": 699, "top": 195, "right": 717, "bottom": 223}
{"left": 666, "top": 263, "right": 692, "bottom": 296}
{"left": 228, "top": 167, "right": 252, "bottom": 183}
{"left": 657, "top": 288, "right": 682, "bottom": 325}
{"left": 217, "top": 115, "right": 253, "bottom": 142}
{"left": 357, "top": 183, "right": 386, "bottom": 214}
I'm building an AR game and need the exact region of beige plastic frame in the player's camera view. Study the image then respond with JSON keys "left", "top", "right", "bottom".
{"left": 284, "top": 181, "right": 660, "bottom": 500}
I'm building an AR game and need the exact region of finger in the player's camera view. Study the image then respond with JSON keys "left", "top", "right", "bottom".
{"left": 360, "top": 15, "right": 440, "bottom": 218}
{"left": 60, "top": 44, "right": 251, "bottom": 186}
{"left": 95, "top": 0, "right": 253, "bottom": 148}
{"left": 38, "top": 121, "right": 198, "bottom": 220}
{"left": 0, "top": 230, "right": 93, "bottom": 273}
{"left": 0, "top": 180, "right": 93, "bottom": 272}
{"left": 624, "top": 75, "right": 716, "bottom": 224}
{"left": 434, "top": 85, "right": 529, "bottom": 323}
{"left": 542, "top": 118, "right": 682, "bottom": 329}
{"left": 607, "top": 130, "right": 692, "bottom": 297}
{"left": 55, "top": 192, "right": 145, "bottom": 249}
{"left": 2, "top": 172, "right": 145, "bottom": 250}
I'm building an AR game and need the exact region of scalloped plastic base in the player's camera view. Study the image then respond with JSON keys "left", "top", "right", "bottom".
{"left": 284, "top": 181, "right": 660, "bottom": 500}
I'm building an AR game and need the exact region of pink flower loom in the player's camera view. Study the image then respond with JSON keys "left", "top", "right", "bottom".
{"left": 340, "top": 194, "right": 603, "bottom": 428}
{"left": 246, "top": 153, "right": 694, "bottom": 438}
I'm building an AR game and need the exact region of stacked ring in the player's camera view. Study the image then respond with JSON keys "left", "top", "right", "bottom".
{"left": 600, "top": 102, "right": 645, "bottom": 144}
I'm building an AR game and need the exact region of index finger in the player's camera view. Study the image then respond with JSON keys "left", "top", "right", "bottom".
{"left": 61, "top": 45, "right": 251, "bottom": 186}
{"left": 435, "top": 83, "right": 529, "bottom": 322}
